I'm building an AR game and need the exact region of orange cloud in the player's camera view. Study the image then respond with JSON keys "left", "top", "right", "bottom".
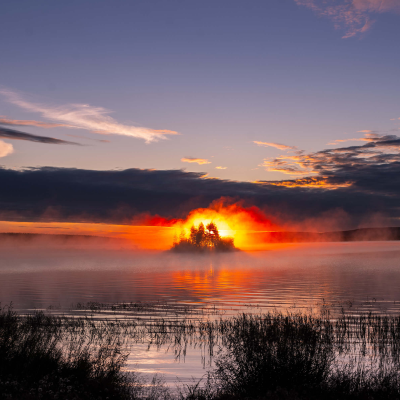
{"left": 328, "top": 138, "right": 365, "bottom": 145}
{"left": 215, "top": 166, "right": 227, "bottom": 169}
{"left": 328, "top": 132, "right": 385, "bottom": 145}
{"left": 260, "top": 155, "right": 318, "bottom": 175}
{"left": 181, "top": 157, "right": 211, "bottom": 165}
{"left": 256, "top": 176, "right": 353, "bottom": 189}
{"left": 254, "top": 141, "right": 297, "bottom": 150}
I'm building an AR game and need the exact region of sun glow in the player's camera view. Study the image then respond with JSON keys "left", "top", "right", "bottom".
{"left": 170, "top": 201, "right": 276, "bottom": 250}
{"left": 0, "top": 201, "right": 280, "bottom": 251}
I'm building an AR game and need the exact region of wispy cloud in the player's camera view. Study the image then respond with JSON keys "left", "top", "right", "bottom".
{"left": 256, "top": 176, "right": 353, "bottom": 189}
{"left": 295, "top": 0, "right": 400, "bottom": 38}
{"left": 0, "top": 89, "right": 178, "bottom": 143}
{"left": 253, "top": 141, "right": 297, "bottom": 150}
{"left": 215, "top": 166, "right": 227, "bottom": 170}
{"left": 261, "top": 133, "right": 400, "bottom": 177}
{"left": 0, "top": 140, "right": 13, "bottom": 158}
{"left": 181, "top": 157, "right": 211, "bottom": 165}
{"left": 328, "top": 131, "right": 382, "bottom": 145}
{"left": 0, "top": 126, "right": 81, "bottom": 146}
{"left": 260, "top": 157, "right": 314, "bottom": 175}
{"left": 328, "top": 138, "right": 366, "bottom": 145}
{"left": 0, "top": 117, "right": 71, "bottom": 128}
{"left": 357, "top": 130, "right": 379, "bottom": 134}
{"left": 66, "top": 134, "right": 110, "bottom": 143}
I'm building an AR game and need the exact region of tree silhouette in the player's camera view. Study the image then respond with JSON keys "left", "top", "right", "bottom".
{"left": 172, "top": 222, "right": 236, "bottom": 252}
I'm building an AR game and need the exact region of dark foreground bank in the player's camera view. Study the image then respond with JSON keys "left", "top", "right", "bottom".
{"left": 1, "top": 307, "right": 400, "bottom": 399}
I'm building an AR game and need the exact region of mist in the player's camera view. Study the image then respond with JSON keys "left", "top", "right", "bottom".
{"left": 1, "top": 238, "right": 400, "bottom": 315}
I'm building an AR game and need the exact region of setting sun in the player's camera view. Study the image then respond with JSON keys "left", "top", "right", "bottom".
{"left": 168, "top": 201, "right": 275, "bottom": 250}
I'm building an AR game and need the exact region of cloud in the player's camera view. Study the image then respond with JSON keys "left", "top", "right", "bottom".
{"left": 0, "top": 140, "right": 13, "bottom": 158}
{"left": 181, "top": 157, "right": 211, "bottom": 165}
{"left": 0, "top": 126, "right": 81, "bottom": 145}
{"left": 66, "top": 134, "right": 110, "bottom": 143}
{"left": 328, "top": 138, "right": 366, "bottom": 145}
{"left": 216, "top": 166, "right": 227, "bottom": 169}
{"left": 328, "top": 131, "right": 378, "bottom": 145}
{"left": 261, "top": 133, "right": 400, "bottom": 182}
{"left": 256, "top": 176, "right": 353, "bottom": 189}
{"left": 254, "top": 141, "right": 297, "bottom": 150}
{"left": 0, "top": 89, "right": 178, "bottom": 143}
{"left": 295, "top": 0, "right": 400, "bottom": 38}
{"left": 1, "top": 164, "right": 400, "bottom": 229}
{"left": 0, "top": 117, "right": 71, "bottom": 128}
{"left": 328, "top": 131, "right": 397, "bottom": 146}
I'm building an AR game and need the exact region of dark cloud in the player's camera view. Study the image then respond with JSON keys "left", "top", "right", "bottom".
{"left": 0, "top": 163, "right": 399, "bottom": 229}
{"left": 0, "top": 126, "right": 81, "bottom": 145}
{"left": 0, "top": 117, "right": 70, "bottom": 128}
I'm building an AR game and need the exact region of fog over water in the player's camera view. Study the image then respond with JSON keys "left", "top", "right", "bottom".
{"left": 1, "top": 240, "right": 400, "bottom": 314}
{"left": 2, "top": 240, "right": 400, "bottom": 383}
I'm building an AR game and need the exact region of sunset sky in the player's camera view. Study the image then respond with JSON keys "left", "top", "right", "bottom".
{"left": 1, "top": 0, "right": 400, "bottom": 237}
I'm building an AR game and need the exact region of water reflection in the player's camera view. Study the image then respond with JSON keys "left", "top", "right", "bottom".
{"left": 1, "top": 242, "right": 400, "bottom": 315}
{"left": 2, "top": 241, "right": 400, "bottom": 384}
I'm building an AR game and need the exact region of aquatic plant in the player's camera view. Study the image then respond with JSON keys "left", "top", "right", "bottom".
{"left": 3, "top": 304, "right": 400, "bottom": 399}
{"left": 0, "top": 306, "right": 170, "bottom": 400}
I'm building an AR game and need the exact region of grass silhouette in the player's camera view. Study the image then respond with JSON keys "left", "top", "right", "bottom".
{"left": 2, "top": 305, "right": 400, "bottom": 399}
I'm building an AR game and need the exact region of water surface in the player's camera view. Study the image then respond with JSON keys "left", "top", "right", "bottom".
{"left": 1, "top": 241, "right": 400, "bottom": 384}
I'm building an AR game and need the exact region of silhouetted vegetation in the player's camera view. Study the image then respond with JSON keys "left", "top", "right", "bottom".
{"left": 3, "top": 305, "right": 400, "bottom": 399}
{"left": 0, "top": 307, "right": 169, "bottom": 400}
{"left": 171, "top": 223, "right": 236, "bottom": 252}
{"left": 185, "top": 313, "right": 400, "bottom": 400}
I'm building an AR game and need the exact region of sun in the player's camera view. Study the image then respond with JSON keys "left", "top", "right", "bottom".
{"left": 180, "top": 210, "right": 235, "bottom": 239}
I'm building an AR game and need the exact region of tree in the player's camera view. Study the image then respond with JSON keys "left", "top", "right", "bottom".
{"left": 171, "top": 222, "right": 236, "bottom": 252}
{"left": 206, "top": 222, "right": 220, "bottom": 247}
{"left": 196, "top": 222, "right": 205, "bottom": 246}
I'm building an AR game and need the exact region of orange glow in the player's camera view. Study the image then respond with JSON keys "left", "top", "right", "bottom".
{"left": 0, "top": 200, "right": 281, "bottom": 251}
{"left": 0, "top": 220, "right": 174, "bottom": 250}
{"left": 168, "top": 200, "right": 277, "bottom": 250}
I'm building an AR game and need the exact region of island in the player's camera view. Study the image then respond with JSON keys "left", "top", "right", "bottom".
{"left": 171, "top": 222, "right": 237, "bottom": 252}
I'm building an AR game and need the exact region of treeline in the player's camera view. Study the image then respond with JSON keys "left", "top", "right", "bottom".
{"left": 245, "top": 227, "right": 400, "bottom": 244}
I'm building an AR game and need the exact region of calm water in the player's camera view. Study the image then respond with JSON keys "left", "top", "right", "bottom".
{"left": 1, "top": 241, "right": 400, "bottom": 313}
{"left": 1, "top": 241, "right": 400, "bottom": 383}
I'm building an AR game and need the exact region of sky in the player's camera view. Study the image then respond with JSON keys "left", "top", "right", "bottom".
{"left": 1, "top": 0, "right": 400, "bottom": 233}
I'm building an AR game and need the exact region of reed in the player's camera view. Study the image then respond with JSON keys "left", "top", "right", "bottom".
{"left": 0, "top": 306, "right": 170, "bottom": 400}
{"left": 2, "top": 305, "right": 400, "bottom": 399}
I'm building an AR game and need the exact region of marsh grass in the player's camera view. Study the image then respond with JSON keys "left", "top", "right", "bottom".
{"left": 0, "top": 306, "right": 171, "bottom": 400}
{"left": 2, "top": 305, "right": 400, "bottom": 399}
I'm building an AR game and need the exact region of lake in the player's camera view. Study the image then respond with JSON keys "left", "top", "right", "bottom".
{"left": 1, "top": 241, "right": 400, "bottom": 384}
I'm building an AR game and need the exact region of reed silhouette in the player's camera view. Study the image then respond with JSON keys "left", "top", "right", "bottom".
{"left": 3, "top": 305, "right": 400, "bottom": 399}
{"left": 171, "top": 222, "right": 236, "bottom": 252}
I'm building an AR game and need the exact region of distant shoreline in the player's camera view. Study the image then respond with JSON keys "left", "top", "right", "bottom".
{"left": 248, "top": 226, "right": 400, "bottom": 243}
{"left": 1, "top": 227, "right": 400, "bottom": 244}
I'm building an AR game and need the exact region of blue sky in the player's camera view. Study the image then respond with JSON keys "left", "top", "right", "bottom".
{"left": 0, "top": 0, "right": 399, "bottom": 182}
